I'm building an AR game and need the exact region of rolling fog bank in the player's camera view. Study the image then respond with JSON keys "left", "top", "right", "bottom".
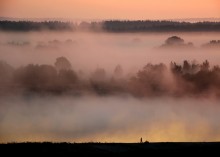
{"left": 0, "top": 32, "right": 220, "bottom": 97}
{"left": 0, "top": 31, "right": 220, "bottom": 70}
{"left": 0, "top": 31, "right": 220, "bottom": 143}
{"left": 1, "top": 95, "right": 220, "bottom": 143}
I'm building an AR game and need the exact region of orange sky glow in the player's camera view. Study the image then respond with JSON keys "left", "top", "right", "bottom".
{"left": 0, "top": 0, "right": 220, "bottom": 20}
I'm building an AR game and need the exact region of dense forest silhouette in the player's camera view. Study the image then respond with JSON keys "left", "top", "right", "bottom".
{"left": 202, "top": 40, "right": 220, "bottom": 48}
{"left": 1, "top": 56, "right": 220, "bottom": 98}
{"left": 0, "top": 21, "right": 75, "bottom": 31}
{"left": 1, "top": 20, "right": 220, "bottom": 32}
{"left": 103, "top": 20, "right": 220, "bottom": 32}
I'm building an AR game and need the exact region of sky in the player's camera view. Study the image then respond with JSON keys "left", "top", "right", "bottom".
{"left": 0, "top": 0, "right": 220, "bottom": 20}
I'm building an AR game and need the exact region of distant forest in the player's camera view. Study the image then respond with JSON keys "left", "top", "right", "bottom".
{"left": 1, "top": 20, "right": 220, "bottom": 32}
{"left": 103, "top": 20, "right": 220, "bottom": 32}
{"left": 0, "top": 21, "right": 75, "bottom": 31}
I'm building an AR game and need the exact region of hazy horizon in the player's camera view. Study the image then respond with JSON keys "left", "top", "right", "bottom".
{"left": 1, "top": 17, "right": 220, "bottom": 23}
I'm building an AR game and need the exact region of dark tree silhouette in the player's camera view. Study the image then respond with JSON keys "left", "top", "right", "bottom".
{"left": 114, "top": 65, "right": 123, "bottom": 77}
{"left": 202, "top": 40, "right": 220, "bottom": 48}
{"left": 103, "top": 20, "right": 220, "bottom": 32}
{"left": 0, "top": 60, "right": 14, "bottom": 84}
{"left": 130, "top": 63, "right": 169, "bottom": 96}
{"left": 91, "top": 68, "right": 106, "bottom": 81}
{"left": 14, "top": 64, "right": 57, "bottom": 91}
{"left": 200, "top": 60, "right": 210, "bottom": 71}
{"left": 55, "top": 57, "right": 72, "bottom": 71}
{"left": 58, "top": 69, "right": 78, "bottom": 86}
{"left": 0, "top": 21, "right": 75, "bottom": 31}
{"left": 165, "top": 36, "right": 184, "bottom": 45}
{"left": 183, "top": 60, "right": 191, "bottom": 74}
{"left": 170, "top": 62, "right": 182, "bottom": 74}
{"left": 160, "top": 36, "right": 194, "bottom": 48}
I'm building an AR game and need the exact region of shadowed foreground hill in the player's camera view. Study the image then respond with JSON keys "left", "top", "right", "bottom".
{"left": 1, "top": 142, "right": 220, "bottom": 156}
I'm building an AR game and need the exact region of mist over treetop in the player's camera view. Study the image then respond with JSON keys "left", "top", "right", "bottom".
{"left": 1, "top": 57, "right": 220, "bottom": 98}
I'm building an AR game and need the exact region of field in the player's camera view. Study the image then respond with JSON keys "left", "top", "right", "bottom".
{"left": 1, "top": 142, "right": 220, "bottom": 156}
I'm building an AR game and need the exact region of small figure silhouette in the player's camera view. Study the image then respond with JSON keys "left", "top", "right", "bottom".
{"left": 140, "top": 137, "right": 143, "bottom": 143}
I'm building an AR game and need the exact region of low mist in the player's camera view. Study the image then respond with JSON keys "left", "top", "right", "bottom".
{"left": 0, "top": 32, "right": 220, "bottom": 72}
{"left": 1, "top": 96, "right": 220, "bottom": 143}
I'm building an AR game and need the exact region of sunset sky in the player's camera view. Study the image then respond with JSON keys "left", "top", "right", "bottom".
{"left": 0, "top": 0, "right": 220, "bottom": 20}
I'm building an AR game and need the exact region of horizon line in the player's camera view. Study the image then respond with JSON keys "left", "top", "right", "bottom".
{"left": 1, "top": 17, "right": 220, "bottom": 22}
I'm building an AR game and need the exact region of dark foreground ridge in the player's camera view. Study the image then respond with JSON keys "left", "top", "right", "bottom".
{"left": 1, "top": 142, "right": 220, "bottom": 156}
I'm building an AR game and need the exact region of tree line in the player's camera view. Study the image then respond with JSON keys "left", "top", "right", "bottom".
{"left": 103, "top": 20, "right": 220, "bottom": 32}
{"left": 0, "top": 21, "right": 75, "bottom": 31}
{"left": 1, "top": 20, "right": 220, "bottom": 32}
{"left": 0, "top": 57, "right": 220, "bottom": 98}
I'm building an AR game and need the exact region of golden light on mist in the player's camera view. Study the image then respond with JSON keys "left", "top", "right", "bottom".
{"left": 2, "top": 122, "right": 220, "bottom": 143}
{"left": 83, "top": 121, "right": 220, "bottom": 143}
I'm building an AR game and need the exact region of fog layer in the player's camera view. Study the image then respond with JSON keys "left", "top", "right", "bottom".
{"left": 0, "top": 96, "right": 220, "bottom": 143}
{"left": 1, "top": 32, "right": 220, "bottom": 143}
{"left": 0, "top": 32, "right": 220, "bottom": 72}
